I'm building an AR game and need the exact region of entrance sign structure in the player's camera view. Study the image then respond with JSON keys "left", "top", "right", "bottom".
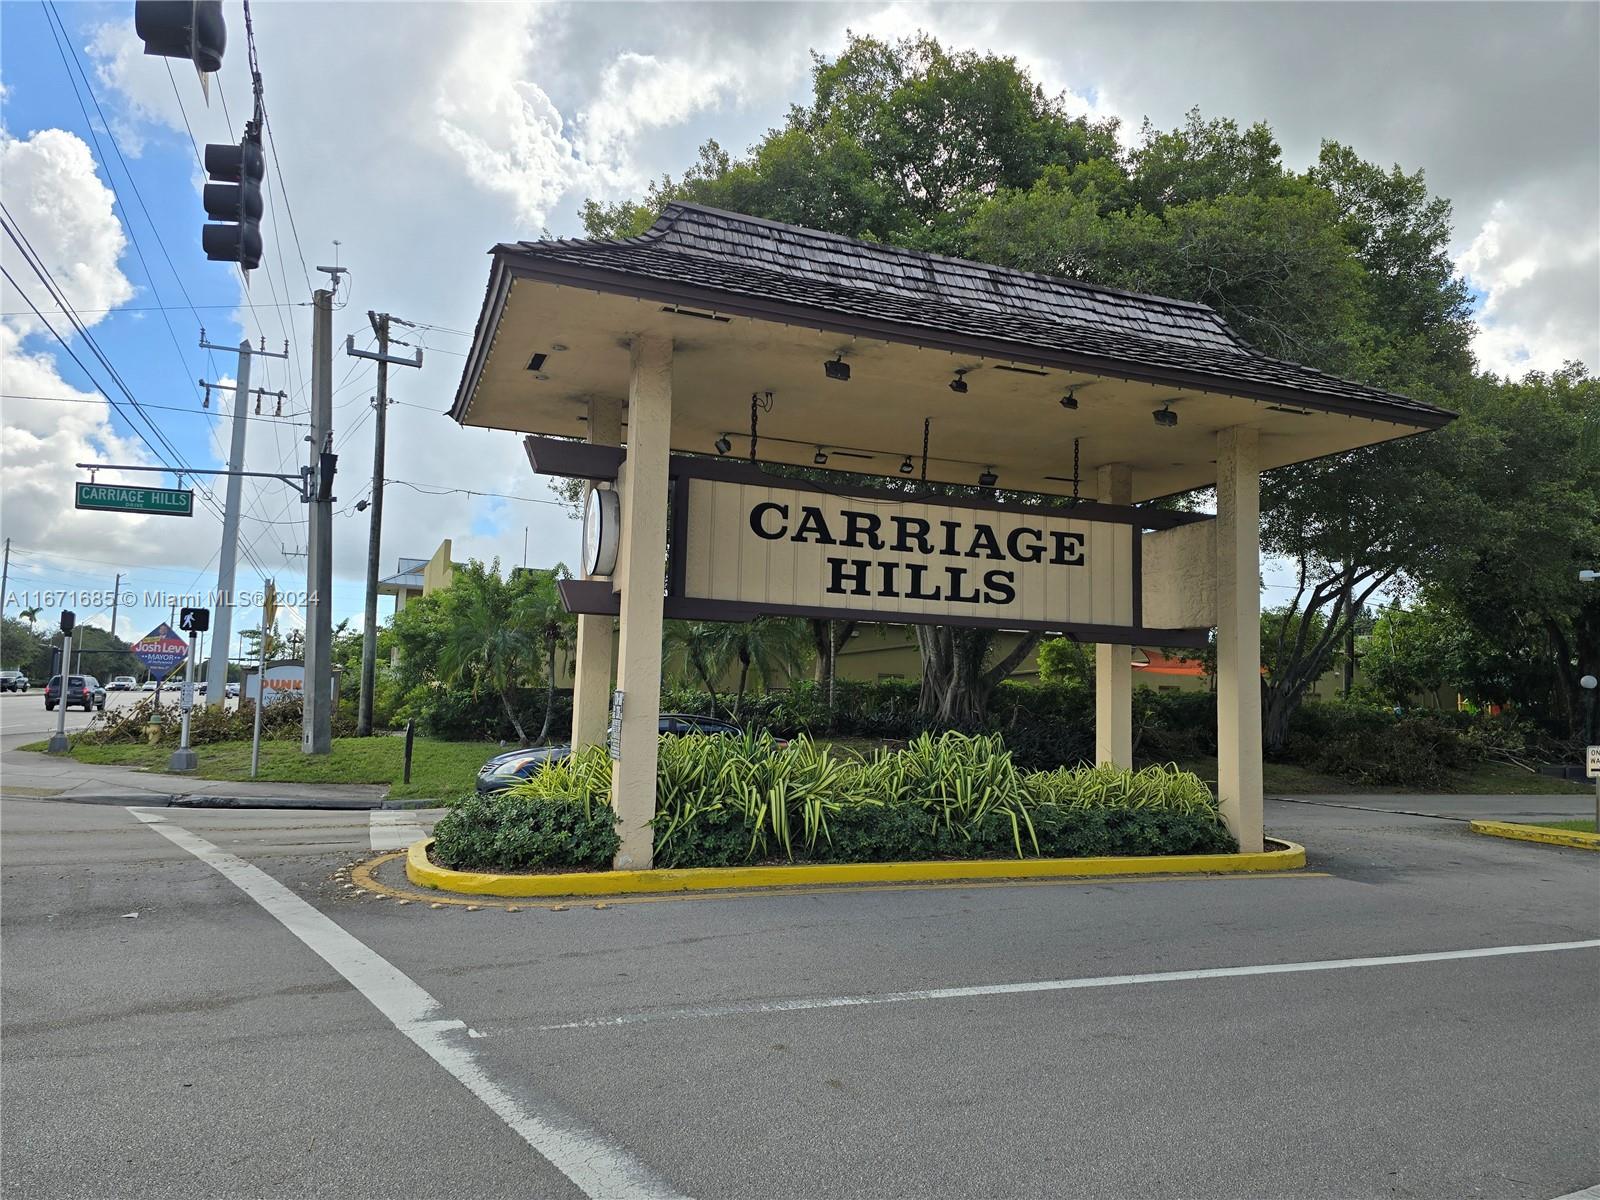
{"left": 450, "top": 203, "right": 1454, "bottom": 867}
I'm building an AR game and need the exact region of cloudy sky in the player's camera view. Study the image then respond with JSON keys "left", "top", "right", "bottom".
{"left": 2, "top": 1, "right": 1596, "bottom": 649}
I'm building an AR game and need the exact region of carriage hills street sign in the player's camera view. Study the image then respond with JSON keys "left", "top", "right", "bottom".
{"left": 75, "top": 482, "right": 193, "bottom": 517}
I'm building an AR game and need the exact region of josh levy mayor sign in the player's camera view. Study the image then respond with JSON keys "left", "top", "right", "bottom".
{"left": 680, "top": 478, "right": 1134, "bottom": 628}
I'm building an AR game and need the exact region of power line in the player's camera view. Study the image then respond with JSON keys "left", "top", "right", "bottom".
{"left": 384, "top": 478, "right": 573, "bottom": 509}
{"left": 2, "top": 392, "right": 309, "bottom": 425}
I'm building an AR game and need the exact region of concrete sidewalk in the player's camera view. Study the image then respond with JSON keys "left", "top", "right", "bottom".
{"left": 0, "top": 746, "right": 390, "bottom": 809}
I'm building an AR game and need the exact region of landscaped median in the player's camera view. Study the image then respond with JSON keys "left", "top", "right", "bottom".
{"left": 406, "top": 730, "right": 1307, "bottom": 897}
{"left": 1469, "top": 819, "right": 1600, "bottom": 851}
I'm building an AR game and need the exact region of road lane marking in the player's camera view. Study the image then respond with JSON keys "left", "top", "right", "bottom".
{"left": 369, "top": 810, "right": 426, "bottom": 851}
{"left": 127, "top": 807, "right": 685, "bottom": 1200}
{"left": 541, "top": 938, "right": 1600, "bottom": 1031}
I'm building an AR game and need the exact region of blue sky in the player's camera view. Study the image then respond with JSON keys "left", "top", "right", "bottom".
{"left": 3, "top": 1, "right": 1596, "bottom": 654}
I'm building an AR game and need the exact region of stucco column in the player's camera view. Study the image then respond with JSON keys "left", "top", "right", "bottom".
{"left": 570, "top": 395, "right": 623, "bottom": 751}
{"left": 1216, "top": 425, "right": 1264, "bottom": 852}
{"left": 609, "top": 335, "right": 672, "bottom": 869}
{"left": 1095, "top": 463, "right": 1133, "bottom": 768}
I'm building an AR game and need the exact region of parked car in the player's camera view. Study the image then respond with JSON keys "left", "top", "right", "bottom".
{"left": 475, "top": 714, "right": 747, "bottom": 793}
{"left": 226, "top": 682, "right": 241, "bottom": 698}
{"left": 0, "top": 670, "right": 29, "bottom": 693}
{"left": 107, "top": 676, "right": 137, "bottom": 691}
{"left": 45, "top": 675, "right": 106, "bottom": 712}
{"left": 141, "top": 680, "right": 160, "bottom": 692}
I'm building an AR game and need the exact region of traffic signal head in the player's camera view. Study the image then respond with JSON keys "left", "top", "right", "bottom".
{"left": 135, "top": 1, "right": 226, "bottom": 73}
{"left": 179, "top": 607, "right": 211, "bottom": 634}
{"left": 60, "top": 610, "right": 76, "bottom": 635}
{"left": 201, "top": 136, "right": 265, "bottom": 270}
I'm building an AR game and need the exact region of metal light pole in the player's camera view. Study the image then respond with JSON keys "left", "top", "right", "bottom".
{"left": 46, "top": 619, "right": 73, "bottom": 755}
{"left": 1581, "top": 673, "right": 1598, "bottom": 830}
{"left": 169, "top": 630, "right": 199, "bottom": 772}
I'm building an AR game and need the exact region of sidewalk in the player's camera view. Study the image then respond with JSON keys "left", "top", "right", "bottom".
{"left": 0, "top": 746, "right": 389, "bottom": 809}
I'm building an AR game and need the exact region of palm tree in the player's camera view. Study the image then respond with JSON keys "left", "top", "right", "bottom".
{"left": 520, "top": 567, "right": 576, "bottom": 743}
{"left": 722, "top": 617, "right": 813, "bottom": 721}
{"left": 662, "top": 620, "right": 734, "bottom": 713}
{"left": 437, "top": 562, "right": 540, "bottom": 746}
{"left": 18, "top": 606, "right": 40, "bottom": 628}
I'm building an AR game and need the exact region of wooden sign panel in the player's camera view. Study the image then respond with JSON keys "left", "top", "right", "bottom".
{"left": 680, "top": 477, "right": 1134, "bottom": 631}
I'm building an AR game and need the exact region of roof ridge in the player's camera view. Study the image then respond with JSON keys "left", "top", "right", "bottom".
{"left": 656, "top": 201, "right": 1233, "bottom": 321}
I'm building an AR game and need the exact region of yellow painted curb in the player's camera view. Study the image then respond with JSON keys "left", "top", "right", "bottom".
{"left": 1469, "top": 819, "right": 1600, "bottom": 851}
{"left": 406, "top": 837, "right": 1308, "bottom": 898}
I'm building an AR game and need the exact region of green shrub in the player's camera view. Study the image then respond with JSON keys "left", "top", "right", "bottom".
{"left": 1281, "top": 701, "right": 1486, "bottom": 788}
{"left": 431, "top": 785, "right": 619, "bottom": 872}
{"left": 74, "top": 693, "right": 349, "bottom": 746}
{"left": 433, "top": 730, "right": 1234, "bottom": 872}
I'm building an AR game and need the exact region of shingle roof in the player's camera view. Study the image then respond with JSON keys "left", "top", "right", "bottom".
{"left": 483, "top": 203, "right": 1450, "bottom": 427}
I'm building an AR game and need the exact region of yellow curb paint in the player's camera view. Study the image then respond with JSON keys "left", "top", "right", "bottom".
{"left": 405, "top": 837, "right": 1308, "bottom": 899}
{"left": 355, "top": 851, "right": 1328, "bottom": 912}
{"left": 1469, "top": 819, "right": 1600, "bottom": 852}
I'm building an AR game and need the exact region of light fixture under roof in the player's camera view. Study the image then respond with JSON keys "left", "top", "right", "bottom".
{"left": 1059, "top": 389, "right": 1078, "bottom": 410}
{"left": 899, "top": 455, "right": 914, "bottom": 474}
{"left": 714, "top": 434, "right": 732, "bottom": 456}
{"left": 949, "top": 368, "right": 970, "bottom": 395}
{"left": 813, "top": 447, "right": 829, "bottom": 465}
{"left": 978, "top": 467, "right": 998, "bottom": 488}
{"left": 1153, "top": 403, "right": 1178, "bottom": 428}
{"left": 824, "top": 354, "right": 851, "bottom": 382}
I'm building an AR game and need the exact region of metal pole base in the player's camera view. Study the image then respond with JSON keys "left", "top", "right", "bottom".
{"left": 46, "top": 734, "right": 71, "bottom": 755}
{"left": 168, "top": 747, "right": 199, "bottom": 772}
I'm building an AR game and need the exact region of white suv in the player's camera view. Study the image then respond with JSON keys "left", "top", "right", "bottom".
{"left": 107, "top": 676, "right": 137, "bottom": 691}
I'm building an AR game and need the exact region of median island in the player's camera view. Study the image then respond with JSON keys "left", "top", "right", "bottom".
{"left": 427, "top": 731, "right": 1241, "bottom": 881}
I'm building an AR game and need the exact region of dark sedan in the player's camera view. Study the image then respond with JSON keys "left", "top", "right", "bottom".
{"left": 475, "top": 713, "right": 745, "bottom": 793}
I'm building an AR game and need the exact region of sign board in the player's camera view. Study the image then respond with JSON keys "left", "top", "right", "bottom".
{"left": 131, "top": 623, "right": 188, "bottom": 682}
{"left": 1587, "top": 746, "right": 1599, "bottom": 780}
{"left": 244, "top": 663, "right": 305, "bottom": 707}
{"left": 679, "top": 477, "right": 1134, "bottom": 633}
{"left": 179, "top": 682, "right": 195, "bottom": 711}
{"left": 608, "top": 690, "right": 624, "bottom": 761}
{"left": 75, "top": 482, "right": 193, "bottom": 517}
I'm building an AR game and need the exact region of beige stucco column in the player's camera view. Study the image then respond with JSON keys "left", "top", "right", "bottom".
{"left": 1216, "top": 425, "right": 1264, "bottom": 852}
{"left": 609, "top": 335, "right": 672, "bottom": 869}
{"left": 1095, "top": 463, "right": 1133, "bottom": 768}
{"left": 570, "top": 395, "right": 623, "bottom": 751}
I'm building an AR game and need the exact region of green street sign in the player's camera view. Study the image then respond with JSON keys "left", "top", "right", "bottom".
{"left": 74, "top": 482, "right": 194, "bottom": 517}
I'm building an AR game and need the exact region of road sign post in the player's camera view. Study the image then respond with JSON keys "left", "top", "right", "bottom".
{"left": 46, "top": 611, "right": 75, "bottom": 755}
{"left": 170, "top": 609, "right": 210, "bottom": 772}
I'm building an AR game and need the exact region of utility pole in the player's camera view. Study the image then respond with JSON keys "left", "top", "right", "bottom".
{"left": 346, "top": 311, "right": 422, "bottom": 736}
{"left": 302, "top": 274, "right": 342, "bottom": 754}
{"left": 1, "top": 537, "right": 10, "bottom": 615}
{"left": 201, "top": 334, "right": 287, "bottom": 707}
{"left": 109, "top": 572, "right": 122, "bottom": 642}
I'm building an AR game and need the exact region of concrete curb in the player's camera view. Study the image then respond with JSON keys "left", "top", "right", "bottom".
{"left": 6, "top": 792, "right": 434, "bottom": 811}
{"left": 405, "top": 837, "right": 1309, "bottom": 898}
{"left": 1469, "top": 819, "right": 1600, "bottom": 851}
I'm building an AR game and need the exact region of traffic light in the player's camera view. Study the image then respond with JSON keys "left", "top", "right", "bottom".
{"left": 134, "top": 1, "right": 226, "bottom": 73}
{"left": 316, "top": 451, "right": 338, "bottom": 502}
{"left": 60, "top": 610, "right": 76, "bottom": 635}
{"left": 201, "top": 135, "right": 264, "bottom": 270}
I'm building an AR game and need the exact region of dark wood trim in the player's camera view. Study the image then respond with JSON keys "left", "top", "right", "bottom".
{"left": 557, "top": 579, "right": 1208, "bottom": 648}
{"left": 450, "top": 262, "right": 513, "bottom": 421}
{"left": 523, "top": 434, "right": 1212, "bottom": 532}
{"left": 1132, "top": 526, "right": 1143, "bottom": 630}
{"left": 492, "top": 257, "right": 1455, "bottom": 431}
{"left": 525, "top": 436, "right": 626, "bottom": 479}
{"left": 668, "top": 473, "right": 690, "bottom": 598}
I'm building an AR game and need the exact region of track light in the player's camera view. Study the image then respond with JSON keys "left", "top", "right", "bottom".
{"left": 1153, "top": 404, "right": 1178, "bottom": 428}
{"left": 824, "top": 354, "right": 851, "bottom": 382}
{"left": 814, "top": 447, "right": 829, "bottom": 466}
{"left": 978, "top": 467, "right": 998, "bottom": 487}
{"left": 1059, "top": 389, "right": 1078, "bottom": 410}
{"left": 714, "top": 434, "right": 732, "bottom": 456}
{"left": 949, "top": 368, "right": 970, "bottom": 394}
{"left": 899, "top": 455, "right": 914, "bottom": 474}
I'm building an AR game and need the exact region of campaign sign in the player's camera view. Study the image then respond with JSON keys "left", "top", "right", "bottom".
{"left": 132, "top": 623, "right": 189, "bottom": 682}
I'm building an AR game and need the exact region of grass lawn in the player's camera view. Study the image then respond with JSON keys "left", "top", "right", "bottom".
{"left": 41, "top": 736, "right": 497, "bottom": 801}
{"left": 1526, "top": 818, "right": 1597, "bottom": 833}
{"left": 1171, "top": 756, "right": 1592, "bottom": 796}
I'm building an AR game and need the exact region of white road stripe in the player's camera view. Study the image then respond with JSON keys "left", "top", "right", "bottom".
{"left": 127, "top": 807, "right": 685, "bottom": 1200}
{"left": 542, "top": 938, "right": 1600, "bottom": 1031}
{"left": 369, "top": 809, "right": 426, "bottom": 851}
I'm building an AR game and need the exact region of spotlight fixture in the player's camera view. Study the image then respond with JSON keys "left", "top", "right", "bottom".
{"left": 949, "top": 368, "right": 970, "bottom": 395}
{"left": 1153, "top": 403, "right": 1178, "bottom": 428}
{"left": 814, "top": 447, "right": 829, "bottom": 466}
{"left": 714, "top": 434, "right": 732, "bottom": 456}
{"left": 899, "top": 455, "right": 914, "bottom": 474}
{"left": 978, "top": 467, "right": 998, "bottom": 488}
{"left": 823, "top": 354, "right": 851, "bottom": 382}
{"left": 1059, "top": 389, "right": 1078, "bottom": 410}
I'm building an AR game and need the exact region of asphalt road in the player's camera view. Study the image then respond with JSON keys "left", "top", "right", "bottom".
{"left": 2, "top": 794, "right": 1596, "bottom": 1199}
